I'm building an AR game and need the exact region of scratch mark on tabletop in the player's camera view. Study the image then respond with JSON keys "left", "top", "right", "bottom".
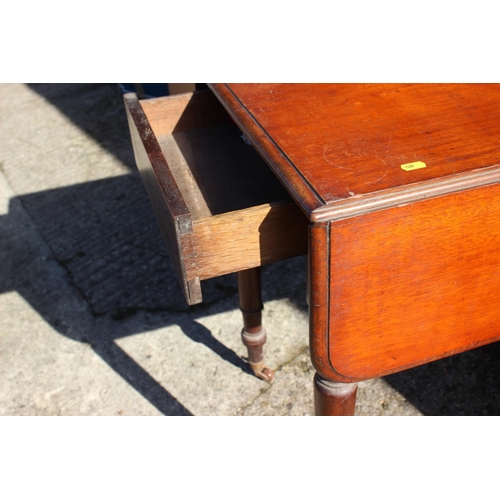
{"left": 365, "top": 164, "right": 388, "bottom": 185}
{"left": 385, "top": 125, "right": 394, "bottom": 155}
{"left": 322, "top": 146, "right": 354, "bottom": 170}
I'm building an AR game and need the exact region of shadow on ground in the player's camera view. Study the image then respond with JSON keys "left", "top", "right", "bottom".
{"left": 0, "top": 172, "right": 308, "bottom": 415}
{"left": 27, "top": 83, "right": 138, "bottom": 171}
{"left": 6, "top": 83, "right": 500, "bottom": 416}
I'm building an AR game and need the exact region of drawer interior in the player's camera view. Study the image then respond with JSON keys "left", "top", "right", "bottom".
{"left": 125, "top": 90, "right": 308, "bottom": 304}
{"left": 141, "top": 92, "right": 292, "bottom": 218}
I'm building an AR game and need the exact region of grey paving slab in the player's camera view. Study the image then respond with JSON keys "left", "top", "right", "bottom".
{"left": 1, "top": 83, "right": 500, "bottom": 416}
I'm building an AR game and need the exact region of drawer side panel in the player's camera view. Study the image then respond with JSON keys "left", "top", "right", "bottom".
{"left": 124, "top": 93, "right": 202, "bottom": 305}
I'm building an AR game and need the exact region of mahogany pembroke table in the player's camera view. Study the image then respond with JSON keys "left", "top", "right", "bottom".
{"left": 125, "top": 84, "right": 500, "bottom": 415}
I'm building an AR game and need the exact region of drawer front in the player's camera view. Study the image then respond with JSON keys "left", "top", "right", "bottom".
{"left": 192, "top": 202, "right": 308, "bottom": 281}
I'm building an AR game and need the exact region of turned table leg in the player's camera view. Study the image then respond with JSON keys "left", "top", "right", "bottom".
{"left": 314, "top": 373, "right": 358, "bottom": 415}
{"left": 237, "top": 268, "right": 274, "bottom": 382}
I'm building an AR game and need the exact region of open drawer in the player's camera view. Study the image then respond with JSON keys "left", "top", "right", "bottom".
{"left": 124, "top": 90, "right": 308, "bottom": 305}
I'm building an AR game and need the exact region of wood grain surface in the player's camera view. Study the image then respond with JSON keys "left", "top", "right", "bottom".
{"left": 321, "top": 182, "right": 500, "bottom": 381}
{"left": 129, "top": 85, "right": 500, "bottom": 399}
{"left": 140, "top": 90, "right": 231, "bottom": 135}
{"left": 211, "top": 84, "right": 500, "bottom": 214}
{"left": 212, "top": 83, "right": 500, "bottom": 387}
{"left": 124, "top": 93, "right": 202, "bottom": 304}
{"left": 125, "top": 90, "right": 308, "bottom": 304}
{"left": 192, "top": 201, "right": 307, "bottom": 280}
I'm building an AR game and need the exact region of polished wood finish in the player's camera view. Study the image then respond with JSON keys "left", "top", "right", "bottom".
{"left": 237, "top": 267, "right": 274, "bottom": 382}
{"left": 311, "top": 163, "right": 500, "bottom": 223}
{"left": 126, "top": 84, "right": 500, "bottom": 415}
{"left": 314, "top": 375, "right": 357, "bottom": 416}
{"left": 124, "top": 91, "right": 308, "bottom": 305}
{"left": 211, "top": 84, "right": 500, "bottom": 211}
{"left": 208, "top": 84, "right": 323, "bottom": 217}
{"left": 210, "top": 83, "right": 500, "bottom": 415}
{"left": 324, "top": 181, "right": 500, "bottom": 382}
{"left": 308, "top": 222, "right": 332, "bottom": 379}
{"left": 238, "top": 267, "right": 263, "bottom": 333}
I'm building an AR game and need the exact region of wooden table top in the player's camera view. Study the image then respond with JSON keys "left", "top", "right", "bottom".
{"left": 210, "top": 84, "right": 500, "bottom": 222}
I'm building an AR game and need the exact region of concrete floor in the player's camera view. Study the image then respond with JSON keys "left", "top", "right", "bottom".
{"left": 2, "top": 83, "right": 500, "bottom": 416}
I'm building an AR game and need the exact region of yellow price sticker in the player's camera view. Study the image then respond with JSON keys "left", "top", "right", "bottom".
{"left": 401, "top": 161, "right": 426, "bottom": 171}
